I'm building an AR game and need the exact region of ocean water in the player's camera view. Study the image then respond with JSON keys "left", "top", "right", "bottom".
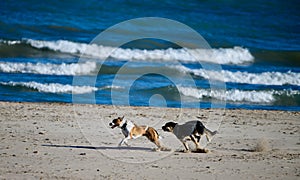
{"left": 0, "top": 0, "right": 299, "bottom": 111}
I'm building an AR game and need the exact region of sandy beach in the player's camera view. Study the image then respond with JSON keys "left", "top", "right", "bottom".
{"left": 0, "top": 101, "right": 299, "bottom": 179}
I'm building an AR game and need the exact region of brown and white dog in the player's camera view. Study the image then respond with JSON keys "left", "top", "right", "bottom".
{"left": 162, "top": 120, "right": 217, "bottom": 152}
{"left": 109, "top": 116, "right": 164, "bottom": 150}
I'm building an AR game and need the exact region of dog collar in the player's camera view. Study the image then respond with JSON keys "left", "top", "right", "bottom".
{"left": 121, "top": 120, "right": 127, "bottom": 130}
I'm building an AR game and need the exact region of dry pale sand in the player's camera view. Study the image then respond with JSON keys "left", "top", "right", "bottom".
{"left": 0, "top": 101, "right": 299, "bottom": 179}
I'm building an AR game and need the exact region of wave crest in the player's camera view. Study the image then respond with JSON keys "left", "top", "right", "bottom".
{"left": 174, "top": 65, "right": 300, "bottom": 86}
{"left": 1, "top": 39, "right": 254, "bottom": 64}
{"left": 0, "top": 61, "right": 97, "bottom": 75}
{"left": 1, "top": 81, "right": 98, "bottom": 94}
{"left": 178, "top": 86, "right": 300, "bottom": 103}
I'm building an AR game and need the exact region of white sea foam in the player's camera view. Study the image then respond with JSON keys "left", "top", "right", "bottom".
{"left": 110, "top": 46, "right": 254, "bottom": 64}
{"left": 0, "top": 39, "right": 21, "bottom": 45}
{"left": 98, "top": 85, "right": 124, "bottom": 90}
{"left": 174, "top": 65, "right": 300, "bottom": 86}
{"left": 1, "top": 81, "right": 98, "bottom": 94}
{"left": 1, "top": 39, "right": 254, "bottom": 64}
{"left": 0, "top": 61, "right": 97, "bottom": 75}
{"left": 178, "top": 86, "right": 300, "bottom": 103}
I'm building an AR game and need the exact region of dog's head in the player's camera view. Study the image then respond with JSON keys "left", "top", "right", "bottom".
{"left": 162, "top": 122, "right": 177, "bottom": 132}
{"left": 109, "top": 116, "right": 124, "bottom": 129}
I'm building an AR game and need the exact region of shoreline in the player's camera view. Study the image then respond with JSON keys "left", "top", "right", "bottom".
{"left": 1, "top": 100, "right": 299, "bottom": 112}
{"left": 0, "top": 101, "right": 299, "bottom": 179}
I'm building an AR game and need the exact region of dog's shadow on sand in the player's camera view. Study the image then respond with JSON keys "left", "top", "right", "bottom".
{"left": 42, "top": 144, "right": 154, "bottom": 151}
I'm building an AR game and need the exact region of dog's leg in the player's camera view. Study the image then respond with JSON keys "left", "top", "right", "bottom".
{"left": 195, "top": 135, "right": 201, "bottom": 142}
{"left": 152, "top": 140, "right": 163, "bottom": 151}
{"left": 118, "top": 137, "right": 130, "bottom": 147}
{"left": 205, "top": 134, "right": 211, "bottom": 142}
{"left": 180, "top": 140, "right": 190, "bottom": 152}
{"left": 123, "top": 140, "right": 130, "bottom": 146}
{"left": 190, "top": 135, "right": 201, "bottom": 150}
{"left": 151, "top": 139, "right": 161, "bottom": 148}
{"left": 144, "top": 127, "right": 164, "bottom": 151}
{"left": 118, "top": 139, "right": 125, "bottom": 146}
{"left": 131, "top": 134, "right": 142, "bottom": 139}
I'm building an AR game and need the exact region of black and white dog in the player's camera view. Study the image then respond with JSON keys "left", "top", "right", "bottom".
{"left": 162, "top": 120, "right": 217, "bottom": 152}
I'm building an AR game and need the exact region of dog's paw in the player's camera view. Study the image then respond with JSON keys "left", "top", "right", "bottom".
{"left": 151, "top": 148, "right": 160, "bottom": 152}
{"left": 175, "top": 149, "right": 191, "bottom": 153}
{"left": 159, "top": 147, "right": 172, "bottom": 152}
{"left": 184, "top": 149, "right": 191, "bottom": 153}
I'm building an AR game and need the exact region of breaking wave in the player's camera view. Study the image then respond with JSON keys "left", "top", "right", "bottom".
{"left": 178, "top": 86, "right": 300, "bottom": 103}
{"left": 0, "top": 61, "right": 97, "bottom": 76}
{"left": 1, "top": 80, "right": 299, "bottom": 105}
{"left": 1, "top": 81, "right": 98, "bottom": 94}
{"left": 173, "top": 65, "right": 300, "bottom": 86}
{"left": 0, "top": 39, "right": 254, "bottom": 64}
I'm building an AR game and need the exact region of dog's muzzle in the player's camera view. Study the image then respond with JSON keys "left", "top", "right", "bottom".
{"left": 162, "top": 126, "right": 169, "bottom": 132}
{"left": 109, "top": 122, "right": 117, "bottom": 129}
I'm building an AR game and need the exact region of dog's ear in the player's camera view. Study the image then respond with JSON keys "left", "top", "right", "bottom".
{"left": 121, "top": 116, "right": 124, "bottom": 120}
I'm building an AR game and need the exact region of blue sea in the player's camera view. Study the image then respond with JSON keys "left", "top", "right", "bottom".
{"left": 0, "top": 0, "right": 299, "bottom": 111}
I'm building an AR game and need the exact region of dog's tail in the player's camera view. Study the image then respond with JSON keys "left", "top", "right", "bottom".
{"left": 204, "top": 128, "right": 217, "bottom": 142}
{"left": 145, "top": 125, "right": 149, "bottom": 131}
{"left": 205, "top": 128, "right": 217, "bottom": 136}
